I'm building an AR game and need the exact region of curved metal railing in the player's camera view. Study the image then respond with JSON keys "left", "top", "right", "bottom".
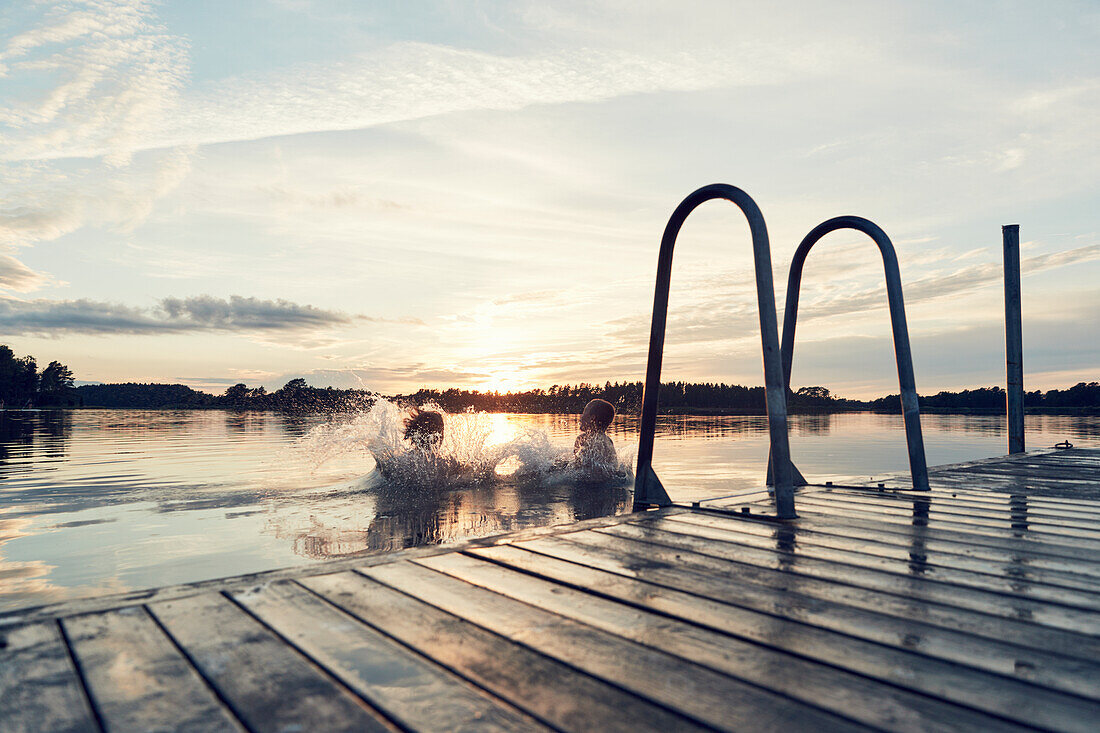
{"left": 634, "top": 184, "right": 797, "bottom": 518}
{"left": 765, "top": 215, "right": 930, "bottom": 491}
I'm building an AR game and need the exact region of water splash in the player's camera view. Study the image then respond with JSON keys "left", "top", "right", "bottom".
{"left": 295, "top": 399, "right": 633, "bottom": 489}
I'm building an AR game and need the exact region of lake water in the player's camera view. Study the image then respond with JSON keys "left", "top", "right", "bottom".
{"left": 1, "top": 408, "right": 1096, "bottom": 613}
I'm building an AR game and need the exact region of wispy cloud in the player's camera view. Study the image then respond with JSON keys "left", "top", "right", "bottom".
{"left": 0, "top": 0, "right": 188, "bottom": 165}
{"left": 0, "top": 254, "right": 53, "bottom": 292}
{"left": 6, "top": 38, "right": 821, "bottom": 162}
{"left": 0, "top": 0, "right": 194, "bottom": 278}
{"left": 599, "top": 240, "right": 1100, "bottom": 354}
{"left": 801, "top": 242, "right": 1100, "bottom": 322}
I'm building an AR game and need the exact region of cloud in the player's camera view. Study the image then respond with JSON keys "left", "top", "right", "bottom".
{"left": 5, "top": 36, "right": 823, "bottom": 162}
{"left": 0, "top": 295, "right": 362, "bottom": 337}
{"left": 165, "top": 43, "right": 788, "bottom": 153}
{"left": 595, "top": 239, "right": 1100, "bottom": 371}
{"left": 0, "top": 254, "right": 53, "bottom": 292}
{"left": 159, "top": 295, "right": 356, "bottom": 330}
{"left": 800, "top": 242, "right": 1100, "bottom": 322}
{"left": 0, "top": 0, "right": 194, "bottom": 273}
{"left": 0, "top": 1, "right": 151, "bottom": 64}
{"left": 0, "top": 0, "right": 188, "bottom": 165}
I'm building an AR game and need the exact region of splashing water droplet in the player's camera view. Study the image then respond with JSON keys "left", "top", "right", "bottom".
{"left": 295, "top": 399, "right": 633, "bottom": 489}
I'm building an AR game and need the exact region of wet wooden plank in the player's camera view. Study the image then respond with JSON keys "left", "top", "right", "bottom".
{"left": 669, "top": 511, "right": 1100, "bottom": 585}
{"left": 831, "top": 487, "right": 1100, "bottom": 521}
{"left": 783, "top": 502, "right": 1100, "bottom": 561}
{"left": 596, "top": 522, "right": 1100, "bottom": 631}
{"left": 921, "top": 479, "right": 1100, "bottom": 501}
{"left": 947, "top": 464, "right": 1099, "bottom": 481}
{"left": 935, "top": 453, "right": 1099, "bottom": 469}
{"left": 420, "top": 551, "right": 1032, "bottom": 732}
{"left": 652, "top": 514, "right": 1100, "bottom": 605}
{"left": 791, "top": 497, "right": 1100, "bottom": 547}
{"left": 230, "top": 580, "right": 543, "bottom": 732}
{"left": 62, "top": 606, "right": 242, "bottom": 733}
{"left": 514, "top": 533, "right": 1100, "bottom": 663}
{"left": 148, "top": 592, "right": 394, "bottom": 733}
{"left": 301, "top": 570, "right": 708, "bottom": 733}
{"left": 787, "top": 490, "right": 1100, "bottom": 548}
{"left": 794, "top": 492, "right": 1100, "bottom": 539}
{"left": 784, "top": 502, "right": 1100, "bottom": 559}
{"left": 797, "top": 492, "right": 1100, "bottom": 535}
{"left": 360, "top": 559, "right": 869, "bottom": 732}
{"left": 0, "top": 621, "right": 98, "bottom": 733}
{"left": 925, "top": 473, "right": 1100, "bottom": 494}
{"left": 975, "top": 457, "right": 1100, "bottom": 471}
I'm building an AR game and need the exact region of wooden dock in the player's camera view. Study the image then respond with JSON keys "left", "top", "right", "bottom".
{"left": 3, "top": 448, "right": 1100, "bottom": 732}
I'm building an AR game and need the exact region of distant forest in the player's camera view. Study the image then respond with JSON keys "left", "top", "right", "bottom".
{"left": 1, "top": 345, "right": 1097, "bottom": 414}
{"left": 0, "top": 345, "right": 76, "bottom": 408}
{"left": 867, "top": 383, "right": 1100, "bottom": 413}
{"left": 398, "top": 383, "right": 851, "bottom": 414}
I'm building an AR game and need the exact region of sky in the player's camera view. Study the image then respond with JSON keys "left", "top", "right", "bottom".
{"left": 0, "top": 0, "right": 1097, "bottom": 398}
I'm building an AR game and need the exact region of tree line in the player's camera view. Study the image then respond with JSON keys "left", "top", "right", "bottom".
{"left": 867, "top": 383, "right": 1100, "bottom": 412}
{"left": 1, "top": 345, "right": 1096, "bottom": 413}
{"left": 73, "top": 379, "right": 376, "bottom": 412}
{"left": 0, "top": 345, "right": 76, "bottom": 407}
{"left": 397, "top": 382, "right": 854, "bottom": 414}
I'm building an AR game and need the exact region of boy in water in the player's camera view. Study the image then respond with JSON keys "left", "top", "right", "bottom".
{"left": 404, "top": 408, "right": 445, "bottom": 450}
{"left": 402, "top": 406, "right": 463, "bottom": 479}
{"left": 573, "top": 398, "right": 618, "bottom": 476}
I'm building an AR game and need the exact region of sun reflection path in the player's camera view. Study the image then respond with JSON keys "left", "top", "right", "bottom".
{"left": 485, "top": 412, "right": 520, "bottom": 447}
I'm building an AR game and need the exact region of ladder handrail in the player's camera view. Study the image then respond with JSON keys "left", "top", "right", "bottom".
{"left": 634, "top": 184, "right": 797, "bottom": 518}
{"left": 771, "top": 215, "right": 930, "bottom": 491}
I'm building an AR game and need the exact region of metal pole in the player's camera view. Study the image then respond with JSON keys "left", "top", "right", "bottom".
{"left": 1003, "top": 224, "right": 1024, "bottom": 454}
{"left": 767, "top": 216, "right": 930, "bottom": 491}
{"left": 634, "top": 184, "right": 796, "bottom": 518}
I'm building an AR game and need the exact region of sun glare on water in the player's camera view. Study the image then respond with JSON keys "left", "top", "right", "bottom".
{"left": 485, "top": 412, "right": 519, "bottom": 446}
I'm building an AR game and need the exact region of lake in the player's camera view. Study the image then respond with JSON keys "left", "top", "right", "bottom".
{"left": 1, "top": 407, "right": 1096, "bottom": 612}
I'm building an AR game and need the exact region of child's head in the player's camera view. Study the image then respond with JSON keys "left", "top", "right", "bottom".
{"left": 404, "top": 408, "right": 444, "bottom": 449}
{"left": 580, "top": 398, "right": 615, "bottom": 433}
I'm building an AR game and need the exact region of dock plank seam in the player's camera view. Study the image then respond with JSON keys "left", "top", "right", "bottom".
{"left": 55, "top": 619, "right": 107, "bottom": 733}
{"left": 142, "top": 599, "right": 256, "bottom": 733}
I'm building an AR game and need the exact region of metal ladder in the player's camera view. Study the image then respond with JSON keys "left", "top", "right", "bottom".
{"left": 633, "top": 184, "right": 797, "bottom": 519}
{"left": 634, "top": 188, "right": 930, "bottom": 519}
{"left": 765, "top": 216, "right": 930, "bottom": 492}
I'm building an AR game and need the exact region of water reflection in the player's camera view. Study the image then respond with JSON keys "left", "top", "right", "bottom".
{"left": 268, "top": 478, "right": 632, "bottom": 559}
{"left": 773, "top": 523, "right": 798, "bottom": 574}
{"left": 1004, "top": 485, "right": 1038, "bottom": 598}
{"left": 908, "top": 498, "right": 930, "bottom": 575}
{"left": 648, "top": 414, "right": 770, "bottom": 440}
{"left": 0, "top": 411, "right": 41, "bottom": 465}
{"left": 792, "top": 413, "right": 833, "bottom": 436}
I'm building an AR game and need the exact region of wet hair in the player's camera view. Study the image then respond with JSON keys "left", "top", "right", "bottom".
{"left": 580, "top": 398, "right": 615, "bottom": 432}
{"left": 404, "top": 408, "right": 444, "bottom": 448}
